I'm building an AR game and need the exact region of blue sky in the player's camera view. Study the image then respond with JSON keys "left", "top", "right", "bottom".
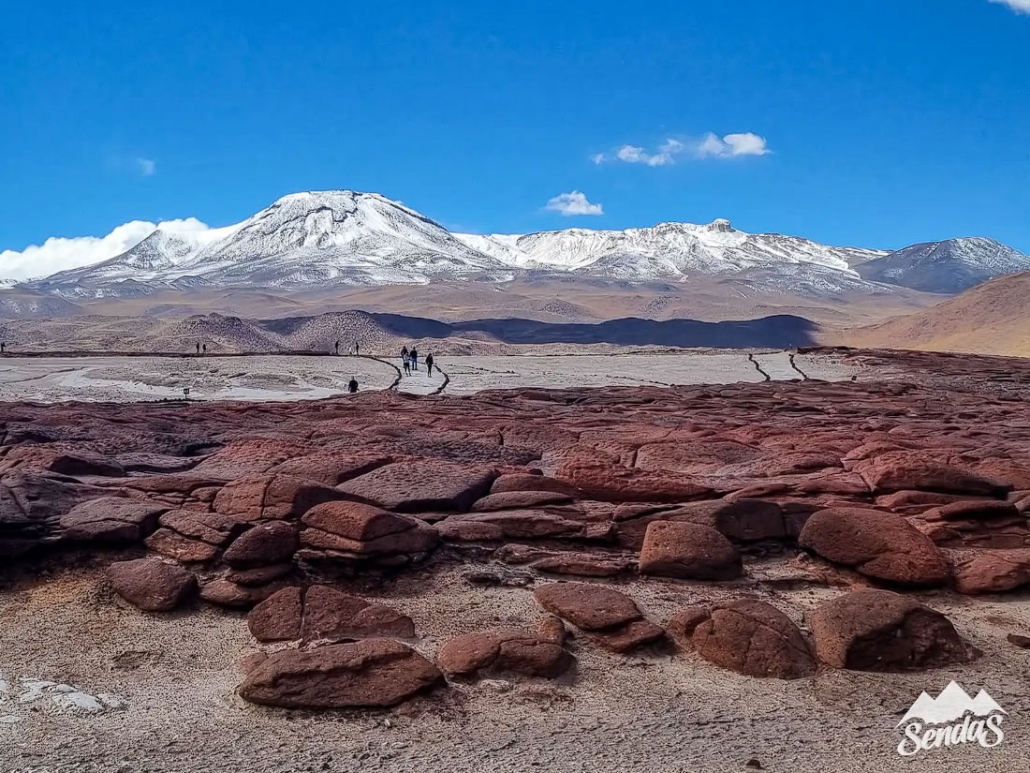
{"left": 1, "top": 0, "right": 1028, "bottom": 277}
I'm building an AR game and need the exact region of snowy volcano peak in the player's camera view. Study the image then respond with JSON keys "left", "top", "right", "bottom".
{"left": 161, "top": 189, "right": 512, "bottom": 286}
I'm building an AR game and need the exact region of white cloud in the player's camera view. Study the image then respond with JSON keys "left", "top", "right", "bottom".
{"left": 136, "top": 158, "right": 156, "bottom": 177}
{"left": 989, "top": 0, "right": 1030, "bottom": 13}
{"left": 545, "top": 191, "right": 604, "bottom": 217}
{"left": 600, "top": 133, "right": 770, "bottom": 166}
{"left": 615, "top": 139, "right": 684, "bottom": 167}
{"left": 696, "top": 132, "right": 770, "bottom": 158}
{"left": 0, "top": 218, "right": 211, "bottom": 281}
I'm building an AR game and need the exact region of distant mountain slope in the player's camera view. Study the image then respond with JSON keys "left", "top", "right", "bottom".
{"left": 846, "top": 271, "right": 1030, "bottom": 356}
{"left": 17, "top": 190, "right": 1026, "bottom": 303}
{"left": 855, "top": 238, "right": 1030, "bottom": 293}
{"left": 0, "top": 288, "right": 84, "bottom": 318}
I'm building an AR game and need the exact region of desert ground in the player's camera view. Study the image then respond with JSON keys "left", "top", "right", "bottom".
{"left": 2, "top": 348, "right": 1030, "bottom": 773}
{"left": 0, "top": 351, "right": 860, "bottom": 403}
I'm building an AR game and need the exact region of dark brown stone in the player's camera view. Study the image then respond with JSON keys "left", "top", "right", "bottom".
{"left": 952, "top": 550, "right": 1030, "bottom": 594}
{"left": 808, "top": 589, "right": 973, "bottom": 671}
{"left": 691, "top": 600, "right": 816, "bottom": 679}
{"left": 238, "top": 639, "right": 443, "bottom": 708}
{"left": 799, "top": 507, "right": 950, "bottom": 586}
{"left": 61, "top": 498, "right": 166, "bottom": 544}
{"left": 144, "top": 528, "right": 220, "bottom": 562}
{"left": 534, "top": 582, "right": 643, "bottom": 631}
{"left": 472, "top": 491, "right": 574, "bottom": 512}
{"left": 247, "top": 586, "right": 303, "bottom": 641}
{"left": 638, "top": 521, "right": 743, "bottom": 581}
{"left": 223, "top": 521, "right": 298, "bottom": 568}
{"left": 490, "top": 473, "right": 584, "bottom": 498}
{"left": 586, "top": 619, "right": 666, "bottom": 653}
{"left": 108, "top": 558, "right": 196, "bottom": 612}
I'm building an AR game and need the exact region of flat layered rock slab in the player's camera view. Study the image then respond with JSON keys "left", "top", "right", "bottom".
{"left": 534, "top": 582, "right": 664, "bottom": 653}
{"left": 238, "top": 639, "right": 443, "bottom": 709}
{"left": 61, "top": 498, "right": 166, "bottom": 544}
{"left": 300, "top": 501, "right": 439, "bottom": 558}
{"left": 439, "top": 623, "right": 572, "bottom": 679}
{"left": 337, "top": 461, "right": 497, "bottom": 513}
{"left": 248, "top": 585, "right": 415, "bottom": 643}
{"left": 638, "top": 521, "right": 743, "bottom": 581}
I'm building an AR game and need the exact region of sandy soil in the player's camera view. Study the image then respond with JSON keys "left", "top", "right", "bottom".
{"left": 0, "top": 352, "right": 859, "bottom": 404}
{"left": 1, "top": 556, "right": 1027, "bottom": 773}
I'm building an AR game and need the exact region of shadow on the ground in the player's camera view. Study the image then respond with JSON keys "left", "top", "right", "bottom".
{"left": 365, "top": 313, "right": 819, "bottom": 348}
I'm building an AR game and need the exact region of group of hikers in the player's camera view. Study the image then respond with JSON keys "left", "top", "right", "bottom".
{"left": 334, "top": 341, "right": 361, "bottom": 356}
{"left": 400, "top": 346, "right": 434, "bottom": 376}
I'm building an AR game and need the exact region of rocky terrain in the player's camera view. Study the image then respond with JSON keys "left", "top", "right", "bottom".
{"left": 3, "top": 348, "right": 1030, "bottom": 771}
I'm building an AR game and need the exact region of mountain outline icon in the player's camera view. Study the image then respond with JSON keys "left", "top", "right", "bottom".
{"left": 898, "top": 682, "right": 1007, "bottom": 727}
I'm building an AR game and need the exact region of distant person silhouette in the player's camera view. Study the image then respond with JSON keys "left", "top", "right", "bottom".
{"left": 425, "top": 353, "right": 435, "bottom": 376}
{"left": 409, "top": 347, "right": 418, "bottom": 371}
{"left": 196, "top": 342, "right": 201, "bottom": 355}
{"left": 348, "top": 377, "right": 359, "bottom": 393}
{"left": 202, "top": 344, "right": 207, "bottom": 354}
{"left": 1, "top": 342, "right": 5, "bottom": 354}
{"left": 335, "top": 340, "right": 340, "bottom": 355}
{"left": 403, "top": 357, "right": 411, "bottom": 376}
{"left": 401, "top": 345, "right": 409, "bottom": 362}
{"left": 354, "top": 342, "right": 360, "bottom": 356}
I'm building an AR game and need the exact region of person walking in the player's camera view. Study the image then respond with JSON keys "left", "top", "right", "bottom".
{"left": 202, "top": 344, "right": 207, "bottom": 355}
{"left": 403, "top": 357, "right": 411, "bottom": 376}
{"left": 196, "top": 342, "right": 201, "bottom": 355}
{"left": 335, "top": 340, "right": 340, "bottom": 356}
{"left": 425, "top": 353, "right": 435, "bottom": 376}
{"left": 409, "top": 347, "right": 418, "bottom": 371}
{"left": 1, "top": 342, "right": 5, "bottom": 354}
{"left": 401, "top": 345, "right": 409, "bottom": 363}
{"left": 354, "top": 342, "right": 360, "bottom": 356}
{"left": 348, "top": 377, "right": 359, "bottom": 393}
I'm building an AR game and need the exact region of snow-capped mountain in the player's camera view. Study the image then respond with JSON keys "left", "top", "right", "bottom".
{"left": 856, "top": 237, "right": 1030, "bottom": 294}
{"left": 31, "top": 192, "right": 515, "bottom": 298}
{"left": 20, "top": 190, "right": 1028, "bottom": 300}
{"left": 456, "top": 219, "right": 889, "bottom": 288}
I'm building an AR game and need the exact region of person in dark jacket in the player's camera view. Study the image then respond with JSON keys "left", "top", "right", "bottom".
{"left": 409, "top": 347, "right": 418, "bottom": 371}
{"left": 348, "top": 377, "right": 359, "bottom": 393}
{"left": 335, "top": 340, "right": 340, "bottom": 355}
{"left": 425, "top": 353, "right": 435, "bottom": 376}
{"left": 196, "top": 342, "right": 201, "bottom": 355}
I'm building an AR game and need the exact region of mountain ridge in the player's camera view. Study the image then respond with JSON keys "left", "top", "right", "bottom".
{"left": 19, "top": 190, "right": 1030, "bottom": 300}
